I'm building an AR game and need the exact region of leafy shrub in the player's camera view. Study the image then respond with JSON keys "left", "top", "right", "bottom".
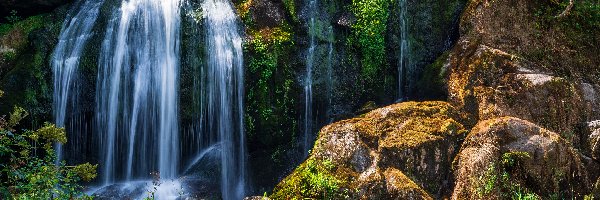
{"left": 477, "top": 152, "right": 540, "bottom": 199}
{"left": 0, "top": 90, "right": 97, "bottom": 199}
{"left": 350, "top": 0, "right": 392, "bottom": 83}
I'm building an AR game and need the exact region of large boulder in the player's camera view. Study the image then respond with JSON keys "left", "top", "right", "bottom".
{"left": 447, "top": 42, "right": 600, "bottom": 141}
{"left": 452, "top": 117, "right": 599, "bottom": 199}
{"left": 271, "top": 101, "right": 466, "bottom": 199}
{"left": 445, "top": 0, "right": 600, "bottom": 155}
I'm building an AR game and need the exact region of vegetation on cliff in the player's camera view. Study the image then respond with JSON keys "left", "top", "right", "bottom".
{"left": 0, "top": 91, "right": 97, "bottom": 199}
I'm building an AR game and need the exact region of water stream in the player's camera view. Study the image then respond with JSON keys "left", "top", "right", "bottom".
{"left": 96, "top": 0, "right": 181, "bottom": 183}
{"left": 52, "top": 0, "right": 103, "bottom": 163}
{"left": 202, "top": 0, "right": 246, "bottom": 198}
{"left": 303, "top": 0, "right": 318, "bottom": 158}
{"left": 398, "top": 0, "right": 409, "bottom": 100}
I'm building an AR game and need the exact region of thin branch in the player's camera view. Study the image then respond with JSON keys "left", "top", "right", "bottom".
{"left": 557, "top": 0, "right": 574, "bottom": 18}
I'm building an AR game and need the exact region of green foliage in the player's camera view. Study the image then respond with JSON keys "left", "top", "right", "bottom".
{"left": 0, "top": 14, "right": 44, "bottom": 37}
{"left": 500, "top": 151, "right": 531, "bottom": 168}
{"left": 244, "top": 26, "right": 299, "bottom": 169}
{"left": 0, "top": 106, "right": 97, "bottom": 199}
{"left": 534, "top": 0, "right": 600, "bottom": 30}
{"left": 271, "top": 158, "right": 346, "bottom": 199}
{"left": 282, "top": 0, "right": 299, "bottom": 22}
{"left": 416, "top": 51, "right": 449, "bottom": 99}
{"left": 350, "top": 0, "right": 392, "bottom": 83}
{"left": 477, "top": 152, "right": 539, "bottom": 199}
{"left": 7, "top": 106, "right": 27, "bottom": 130}
{"left": 300, "top": 159, "right": 340, "bottom": 198}
{"left": 5, "top": 10, "right": 21, "bottom": 24}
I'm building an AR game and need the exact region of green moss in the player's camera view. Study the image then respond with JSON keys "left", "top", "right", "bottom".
{"left": 355, "top": 101, "right": 466, "bottom": 149}
{"left": 350, "top": 0, "right": 392, "bottom": 82}
{"left": 0, "top": 11, "right": 64, "bottom": 127}
{"left": 0, "top": 15, "right": 44, "bottom": 37}
{"left": 416, "top": 51, "right": 449, "bottom": 99}
{"left": 282, "top": 0, "right": 299, "bottom": 22}
{"left": 271, "top": 158, "right": 347, "bottom": 199}
{"left": 243, "top": 24, "right": 301, "bottom": 189}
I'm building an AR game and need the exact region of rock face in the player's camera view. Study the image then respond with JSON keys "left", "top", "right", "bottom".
{"left": 271, "top": 101, "right": 466, "bottom": 199}
{"left": 0, "top": 9, "right": 67, "bottom": 126}
{"left": 447, "top": 42, "right": 600, "bottom": 143}
{"left": 274, "top": 0, "right": 600, "bottom": 198}
{"left": 0, "top": 0, "right": 71, "bottom": 21}
{"left": 588, "top": 121, "right": 600, "bottom": 161}
{"left": 452, "top": 117, "right": 599, "bottom": 199}
{"left": 445, "top": 0, "right": 600, "bottom": 156}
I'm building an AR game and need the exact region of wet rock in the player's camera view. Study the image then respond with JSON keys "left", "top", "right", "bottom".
{"left": 452, "top": 117, "right": 598, "bottom": 199}
{"left": 271, "top": 101, "right": 466, "bottom": 199}
{"left": 246, "top": 0, "right": 286, "bottom": 29}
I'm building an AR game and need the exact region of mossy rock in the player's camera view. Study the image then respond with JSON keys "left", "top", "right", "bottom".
{"left": 0, "top": 8, "right": 67, "bottom": 127}
{"left": 452, "top": 117, "right": 598, "bottom": 199}
{"left": 272, "top": 101, "right": 467, "bottom": 199}
{"left": 446, "top": 41, "right": 600, "bottom": 153}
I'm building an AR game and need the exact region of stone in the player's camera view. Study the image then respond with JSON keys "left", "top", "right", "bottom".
{"left": 452, "top": 117, "right": 598, "bottom": 199}
{"left": 271, "top": 101, "right": 467, "bottom": 199}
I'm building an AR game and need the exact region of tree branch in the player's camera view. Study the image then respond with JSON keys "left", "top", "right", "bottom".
{"left": 557, "top": 0, "right": 574, "bottom": 18}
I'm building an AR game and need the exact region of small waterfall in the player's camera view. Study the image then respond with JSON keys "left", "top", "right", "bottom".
{"left": 96, "top": 0, "right": 181, "bottom": 183}
{"left": 303, "top": 0, "right": 318, "bottom": 158}
{"left": 398, "top": 0, "right": 409, "bottom": 100}
{"left": 326, "top": 27, "right": 334, "bottom": 124}
{"left": 202, "top": 0, "right": 246, "bottom": 199}
{"left": 52, "top": 0, "right": 103, "bottom": 163}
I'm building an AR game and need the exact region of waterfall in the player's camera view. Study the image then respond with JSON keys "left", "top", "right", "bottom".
{"left": 326, "top": 26, "right": 334, "bottom": 124}
{"left": 96, "top": 0, "right": 181, "bottom": 183}
{"left": 398, "top": 0, "right": 409, "bottom": 100}
{"left": 52, "top": 0, "right": 103, "bottom": 163}
{"left": 202, "top": 0, "right": 246, "bottom": 199}
{"left": 303, "top": 0, "right": 317, "bottom": 158}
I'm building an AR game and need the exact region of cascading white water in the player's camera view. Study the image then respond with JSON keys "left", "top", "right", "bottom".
{"left": 326, "top": 26, "right": 334, "bottom": 124}
{"left": 96, "top": 0, "right": 181, "bottom": 183}
{"left": 398, "top": 0, "right": 409, "bottom": 100}
{"left": 202, "top": 0, "right": 246, "bottom": 199}
{"left": 52, "top": 0, "right": 103, "bottom": 163}
{"left": 303, "top": 0, "right": 317, "bottom": 158}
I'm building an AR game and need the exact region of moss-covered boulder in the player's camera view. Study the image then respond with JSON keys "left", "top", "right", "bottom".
{"left": 445, "top": 41, "right": 600, "bottom": 160}
{"left": 445, "top": 0, "right": 600, "bottom": 157}
{"left": 0, "top": 8, "right": 67, "bottom": 127}
{"left": 271, "top": 101, "right": 466, "bottom": 199}
{"left": 447, "top": 41, "right": 599, "bottom": 134}
{"left": 452, "top": 117, "right": 599, "bottom": 199}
